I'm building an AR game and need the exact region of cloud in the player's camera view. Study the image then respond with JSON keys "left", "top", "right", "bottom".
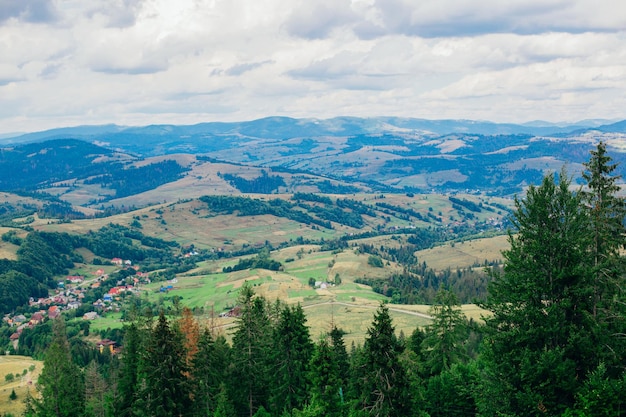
{"left": 84, "top": 0, "right": 146, "bottom": 28}
{"left": 279, "top": 0, "right": 626, "bottom": 42}
{"left": 0, "top": 0, "right": 58, "bottom": 24}
{"left": 0, "top": 0, "right": 625, "bottom": 134}
{"left": 224, "top": 61, "right": 273, "bottom": 76}
{"left": 283, "top": 0, "right": 358, "bottom": 39}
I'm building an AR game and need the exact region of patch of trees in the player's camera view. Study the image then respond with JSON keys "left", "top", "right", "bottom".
{"left": 86, "top": 159, "right": 188, "bottom": 198}
{"left": 222, "top": 250, "right": 282, "bottom": 273}
{"left": 0, "top": 139, "right": 115, "bottom": 191}
{"left": 406, "top": 227, "right": 445, "bottom": 249}
{"left": 0, "top": 202, "right": 37, "bottom": 225}
{"left": 375, "top": 201, "right": 426, "bottom": 221}
{"left": 315, "top": 180, "right": 360, "bottom": 194}
{"left": 448, "top": 196, "right": 482, "bottom": 212}
{"left": 200, "top": 195, "right": 332, "bottom": 228}
{"left": 292, "top": 192, "right": 333, "bottom": 205}
{"left": 300, "top": 203, "right": 365, "bottom": 228}
{"left": 220, "top": 170, "right": 286, "bottom": 193}
{"left": 83, "top": 223, "right": 179, "bottom": 262}
{"left": 38, "top": 201, "right": 88, "bottom": 220}
{"left": 357, "top": 263, "right": 497, "bottom": 304}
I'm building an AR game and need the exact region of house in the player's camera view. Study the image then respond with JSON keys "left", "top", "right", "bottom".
{"left": 48, "top": 306, "right": 60, "bottom": 319}
{"left": 67, "top": 275, "right": 84, "bottom": 284}
{"left": 13, "top": 315, "right": 27, "bottom": 325}
{"left": 67, "top": 301, "right": 81, "bottom": 310}
{"left": 111, "top": 258, "right": 123, "bottom": 265}
{"left": 30, "top": 312, "right": 45, "bottom": 325}
{"left": 83, "top": 311, "right": 99, "bottom": 320}
{"left": 96, "top": 339, "right": 117, "bottom": 354}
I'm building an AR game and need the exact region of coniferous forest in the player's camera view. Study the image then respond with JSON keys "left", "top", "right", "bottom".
{"left": 9, "top": 142, "right": 626, "bottom": 417}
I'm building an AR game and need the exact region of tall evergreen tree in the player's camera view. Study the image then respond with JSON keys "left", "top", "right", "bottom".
{"left": 136, "top": 311, "right": 191, "bottom": 417}
{"left": 271, "top": 303, "right": 314, "bottom": 415}
{"left": 84, "top": 361, "right": 108, "bottom": 417}
{"left": 421, "top": 289, "right": 468, "bottom": 376}
{"left": 230, "top": 282, "right": 273, "bottom": 417}
{"left": 191, "top": 329, "right": 229, "bottom": 417}
{"left": 354, "top": 302, "right": 411, "bottom": 417}
{"left": 302, "top": 338, "right": 346, "bottom": 417}
{"left": 36, "top": 318, "right": 85, "bottom": 417}
{"left": 479, "top": 170, "right": 597, "bottom": 416}
{"left": 329, "top": 325, "right": 350, "bottom": 390}
{"left": 114, "top": 323, "right": 143, "bottom": 417}
{"left": 581, "top": 141, "right": 626, "bottom": 369}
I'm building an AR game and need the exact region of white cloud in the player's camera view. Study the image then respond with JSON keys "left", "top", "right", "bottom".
{"left": 0, "top": 0, "right": 625, "bottom": 133}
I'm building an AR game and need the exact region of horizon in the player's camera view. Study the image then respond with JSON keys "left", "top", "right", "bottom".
{"left": 1, "top": 114, "right": 624, "bottom": 139}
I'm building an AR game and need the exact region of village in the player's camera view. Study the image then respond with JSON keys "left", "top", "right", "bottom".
{"left": 2, "top": 257, "right": 152, "bottom": 354}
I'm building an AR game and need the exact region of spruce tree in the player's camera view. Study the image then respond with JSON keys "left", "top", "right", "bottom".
{"left": 36, "top": 318, "right": 85, "bottom": 417}
{"left": 136, "top": 311, "right": 191, "bottom": 417}
{"left": 581, "top": 141, "right": 626, "bottom": 369}
{"left": 191, "top": 329, "right": 227, "bottom": 417}
{"left": 479, "top": 170, "right": 596, "bottom": 416}
{"left": 329, "top": 325, "right": 350, "bottom": 390}
{"left": 114, "top": 323, "right": 143, "bottom": 417}
{"left": 354, "top": 302, "right": 411, "bottom": 417}
{"left": 304, "top": 338, "right": 346, "bottom": 417}
{"left": 271, "top": 303, "right": 314, "bottom": 414}
{"left": 230, "top": 282, "right": 273, "bottom": 417}
{"left": 84, "top": 361, "right": 108, "bottom": 417}
{"left": 421, "top": 289, "right": 468, "bottom": 376}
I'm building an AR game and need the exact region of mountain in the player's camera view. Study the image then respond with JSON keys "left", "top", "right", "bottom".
{"left": 0, "top": 117, "right": 625, "bottom": 209}
{"left": 3, "top": 116, "right": 617, "bottom": 147}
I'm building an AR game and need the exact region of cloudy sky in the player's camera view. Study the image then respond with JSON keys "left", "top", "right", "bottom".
{"left": 1, "top": 0, "right": 625, "bottom": 133}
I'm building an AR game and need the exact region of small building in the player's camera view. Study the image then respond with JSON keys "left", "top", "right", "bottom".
{"left": 96, "top": 339, "right": 117, "bottom": 354}
{"left": 30, "top": 312, "right": 45, "bottom": 325}
{"left": 83, "top": 311, "right": 99, "bottom": 320}
{"left": 48, "top": 306, "right": 61, "bottom": 320}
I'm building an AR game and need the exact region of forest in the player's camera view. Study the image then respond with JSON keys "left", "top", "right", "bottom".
{"left": 7, "top": 142, "right": 626, "bottom": 417}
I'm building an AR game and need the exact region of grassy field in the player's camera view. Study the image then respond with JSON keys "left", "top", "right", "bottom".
{"left": 125, "top": 244, "right": 489, "bottom": 344}
{"left": 0, "top": 356, "right": 42, "bottom": 416}
{"left": 416, "top": 234, "right": 509, "bottom": 270}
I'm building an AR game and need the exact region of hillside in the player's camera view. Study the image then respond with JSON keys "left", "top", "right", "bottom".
{"left": 0, "top": 117, "right": 624, "bottom": 210}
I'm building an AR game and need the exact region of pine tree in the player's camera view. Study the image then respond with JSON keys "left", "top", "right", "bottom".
{"left": 421, "top": 289, "right": 468, "bottom": 376}
{"left": 329, "top": 325, "right": 350, "bottom": 389}
{"left": 230, "top": 282, "right": 273, "bottom": 417}
{"left": 354, "top": 302, "right": 411, "bottom": 417}
{"left": 84, "top": 361, "right": 108, "bottom": 417}
{"left": 271, "top": 303, "right": 314, "bottom": 414}
{"left": 479, "top": 170, "right": 597, "bottom": 416}
{"left": 581, "top": 141, "right": 626, "bottom": 369}
{"left": 213, "top": 383, "right": 236, "bottom": 417}
{"left": 178, "top": 306, "right": 200, "bottom": 368}
{"left": 114, "top": 323, "right": 143, "bottom": 417}
{"left": 191, "top": 329, "right": 228, "bottom": 417}
{"left": 136, "top": 311, "right": 191, "bottom": 417}
{"left": 304, "top": 338, "right": 346, "bottom": 417}
{"left": 36, "top": 318, "right": 85, "bottom": 417}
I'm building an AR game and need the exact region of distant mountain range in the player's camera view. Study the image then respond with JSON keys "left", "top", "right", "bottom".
{"left": 3, "top": 116, "right": 626, "bottom": 148}
{"left": 0, "top": 117, "right": 625, "bottom": 208}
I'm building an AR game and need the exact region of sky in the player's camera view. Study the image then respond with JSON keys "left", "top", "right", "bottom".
{"left": 1, "top": 0, "right": 626, "bottom": 134}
